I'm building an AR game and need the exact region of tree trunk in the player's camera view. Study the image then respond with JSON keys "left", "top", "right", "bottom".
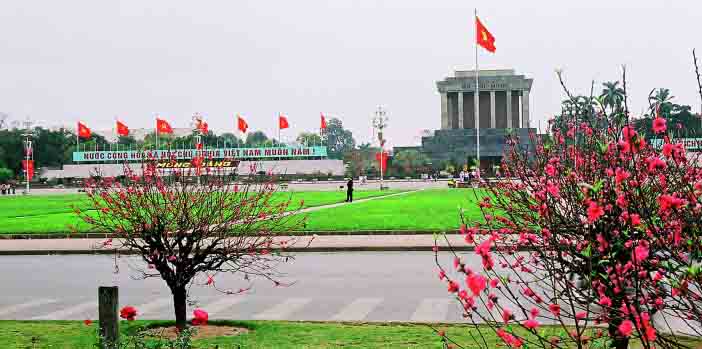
{"left": 172, "top": 286, "right": 188, "bottom": 330}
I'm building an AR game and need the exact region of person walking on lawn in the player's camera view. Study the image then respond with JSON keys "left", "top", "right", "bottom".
{"left": 346, "top": 178, "right": 354, "bottom": 202}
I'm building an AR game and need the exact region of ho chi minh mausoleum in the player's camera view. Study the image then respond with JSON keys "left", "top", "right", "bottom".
{"left": 419, "top": 68, "right": 535, "bottom": 172}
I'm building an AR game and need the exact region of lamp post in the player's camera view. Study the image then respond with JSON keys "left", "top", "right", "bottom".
{"left": 21, "top": 117, "right": 34, "bottom": 194}
{"left": 372, "top": 106, "right": 389, "bottom": 190}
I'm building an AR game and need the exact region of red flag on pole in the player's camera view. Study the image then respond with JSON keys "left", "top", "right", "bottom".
{"left": 375, "top": 151, "right": 388, "bottom": 172}
{"left": 195, "top": 118, "right": 208, "bottom": 134}
{"left": 156, "top": 118, "right": 173, "bottom": 134}
{"left": 320, "top": 113, "right": 327, "bottom": 129}
{"left": 22, "top": 160, "right": 34, "bottom": 181}
{"left": 476, "top": 16, "right": 496, "bottom": 53}
{"left": 116, "top": 120, "right": 130, "bottom": 137}
{"left": 77, "top": 122, "right": 92, "bottom": 139}
{"left": 279, "top": 114, "right": 289, "bottom": 130}
{"left": 237, "top": 114, "right": 249, "bottom": 133}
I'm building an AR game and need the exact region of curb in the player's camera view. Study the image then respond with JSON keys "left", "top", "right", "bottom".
{"left": 0, "top": 230, "right": 461, "bottom": 240}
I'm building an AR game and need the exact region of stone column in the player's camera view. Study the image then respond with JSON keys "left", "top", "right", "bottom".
{"left": 506, "top": 90, "right": 513, "bottom": 128}
{"left": 521, "top": 90, "right": 530, "bottom": 128}
{"left": 457, "top": 92, "right": 464, "bottom": 129}
{"left": 440, "top": 92, "right": 449, "bottom": 129}
{"left": 490, "top": 91, "right": 496, "bottom": 128}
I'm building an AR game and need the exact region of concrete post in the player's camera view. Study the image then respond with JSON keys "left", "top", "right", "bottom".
{"left": 490, "top": 91, "right": 496, "bottom": 128}
{"left": 506, "top": 90, "right": 513, "bottom": 128}
{"left": 521, "top": 90, "right": 530, "bottom": 128}
{"left": 457, "top": 92, "right": 464, "bottom": 129}
{"left": 99, "top": 286, "right": 119, "bottom": 349}
{"left": 440, "top": 92, "right": 449, "bottom": 129}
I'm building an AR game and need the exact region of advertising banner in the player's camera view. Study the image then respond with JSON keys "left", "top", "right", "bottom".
{"left": 72, "top": 146, "right": 327, "bottom": 162}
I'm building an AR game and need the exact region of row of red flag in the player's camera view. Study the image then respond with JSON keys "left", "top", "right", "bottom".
{"left": 77, "top": 113, "right": 329, "bottom": 139}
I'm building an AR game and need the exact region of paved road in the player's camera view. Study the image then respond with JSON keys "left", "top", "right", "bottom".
{"left": 0, "top": 252, "right": 471, "bottom": 322}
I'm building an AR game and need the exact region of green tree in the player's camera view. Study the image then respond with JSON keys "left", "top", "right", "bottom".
{"left": 0, "top": 168, "right": 12, "bottom": 183}
{"left": 600, "top": 81, "right": 625, "bottom": 113}
{"left": 244, "top": 131, "right": 270, "bottom": 147}
{"left": 296, "top": 132, "right": 322, "bottom": 146}
{"left": 323, "top": 118, "right": 356, "bottom": 159}
{"left": 392, "top": 149, "right": 428, "bottom": 177}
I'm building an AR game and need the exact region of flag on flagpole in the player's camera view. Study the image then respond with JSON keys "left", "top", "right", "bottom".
{"left": 116, "top": 120, "right": 130, "bottom": 137}
{"left": 320, "top": 113, "right": 327, "bottom": 130}
{"left": 77, "top": 122, "right": 92, "bottom": 139}
{"left": 237, "top": 114, "right": 249, "bottom": 133}
{"left": 156, "top": 118, "right": 174, "bottom": 134}
{"left": 476, "top": 16, "right": 496, "bottom": 53}
{"left": 279, "top": 114, "right": 289, "bottom": 129}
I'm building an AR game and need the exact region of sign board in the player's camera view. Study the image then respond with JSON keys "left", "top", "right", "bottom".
{"left": 72, "top": 146, "right": 327, "bottom": 162}
{"left": 650, "top": 138, "right": 702, "bottom": 151}
{"left": 156, "top": 160, "right": 239, "bottom": 169}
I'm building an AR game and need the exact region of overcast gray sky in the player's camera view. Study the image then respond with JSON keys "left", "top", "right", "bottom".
{"left": 1, "top": 0, "right": 701, "bottom": 146}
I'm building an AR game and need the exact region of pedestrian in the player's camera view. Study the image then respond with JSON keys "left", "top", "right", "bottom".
{"left": 11, "top": 183, "right": 16, "bottom": 195}
{"left": 346, "top": 178, "right": 354, "bottom": 202}
{"left": 1, "top": 184, "right": 6, "bottom": 195}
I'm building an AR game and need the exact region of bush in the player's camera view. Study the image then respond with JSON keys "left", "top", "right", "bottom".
{"left": 0, "top": 168, "right": 12, "bottom": 183}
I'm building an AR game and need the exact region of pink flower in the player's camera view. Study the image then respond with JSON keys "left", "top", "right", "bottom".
{"left": 523, "top": 319, "right": 540, "bottom": 330}
{"left": 84, "top": 319, "right": 92, "bottom": 326}
{"left": 192, "top": 309, "right": 209, "bottom": 326}
{"left": 647, "top": 157, "right": 667, "bottom": 172}
{"left": 467, "top": 273, "right": 487, "bottom": 295}
{"left": 652, "top": 117, "right": 667, "bottom": 134}
{"left": 447, "top": 280, "right": 460, "bottom": 293}
{"left": 614, "top": 168, "right": 630, "bottom": 185}
{"left": 438, "top": 270, "right": 446, "bottom": 280}
{"left": 630, "top": 214, "right": 641, "bottom": 226}
{"left": 168, "top": 255, "right": 177, "bottom": 262}
{"left": 502, "top": 308, "right": 513, "bottom": 323}
{"left": 490, "top": 278, "right": 500, "bottom": 288}
{"left": 530, "top": 307, "right": 540, "bottom": 318}
{"left": 634, "top": 244, "right": 649, "bottom": 262}
{"left": 545, "top": 164, "right": 557, "bottom": 177}
{"left": 587, "top": 202, "right": 605, "bottom": 223}
{"left": 619, "top": 320, "right": 634, "bottom": 337}
{"left": 120, "top": 306, "right": 138, "bottom": 321}
{"left": 662, "top": 143, "right": 674, "bottom": 158}
{"left": 599, "top": 296, "right": 612, "bottom": 307}
{"left": 575, "top": 312, "right": 587, "bottom": 320}
{"left": 207, "top": 275, "right": 215, "bottom": 286}
{"left": 549, "top": 304, "right": 561, "bottom": 317}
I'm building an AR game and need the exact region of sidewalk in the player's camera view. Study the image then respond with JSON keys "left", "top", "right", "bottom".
{"left": 0, "top": 234, "right": 476, "bottom": 255}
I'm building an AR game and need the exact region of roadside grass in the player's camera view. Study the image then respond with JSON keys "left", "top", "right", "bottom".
{"left": 0, "top": 190, "right": 401, "bottom": 234}
{"left": 3, "top": 320, "right": 698, "bottom": 348}
{"left": 294, "top": 189, "right": 485, "bottom": 231}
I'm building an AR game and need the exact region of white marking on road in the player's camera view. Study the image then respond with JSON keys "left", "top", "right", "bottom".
{"left": 252, "top": 298, "right": 312, "bottom": 320}
{"left": 201, "top": 297, "right": 246, "bottom": 318}
{"left": 410, "top": 298, "right": 451, "bottom": 322}
{"left": 0, "top": 299, "right": 57, "bottom": 318}
{"left": 32, "top": 300, "right": 95, "bottom": 320}
{"left": 330, "top": 298, "right": 383, "bottom": 321}
{"left": 133, "top": 297, "right": 172, "bottom": 316}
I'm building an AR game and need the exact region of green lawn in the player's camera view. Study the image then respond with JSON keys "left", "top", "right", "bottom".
{"left": 4, "top": 320, "right": 693, "bottom": 348}
{"left": 296, "top": 189, "right": 484, "bottom": 231}
{"left": 0, "top": 191, "right": 400, "bottom": 234}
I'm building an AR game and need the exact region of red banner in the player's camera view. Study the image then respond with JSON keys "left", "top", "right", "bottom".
{"left": 375, "top": 151, "right": 388, "bottom": 172}
{"left": 22, "top": 160, "right": 34, "bottom": 181}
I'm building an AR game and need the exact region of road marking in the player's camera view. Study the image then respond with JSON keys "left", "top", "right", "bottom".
{"left": 0, "top": 299, "right": 57, "bottom": 318}
{"left": 133, "top": 297, "right": 172, "bottom": 316}
{"left": 201, "top": 297, "right": 246, "bottom": 318}
{"left": 330, "top": 298, "right": 383, "bottom": 321}
{"left": 252, "top": 298, "right": 311, "bottom": 320}
{"left": 410, "top": 298, "right": 451, "bottom": 322}
{"left": 32, "top": 300, "right": 95, "bottom": 320}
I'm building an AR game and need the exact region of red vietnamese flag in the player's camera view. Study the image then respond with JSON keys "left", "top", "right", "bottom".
{"left": 320, "top": 113, "right": 327, "bottom": 129}
{"left": 116, "top": 120, "right": 130, "bottom": 137}
{"left": 195, "top": 118, "right": 208, "bottom": 134}
{"left": 237, "top": 114, "right": 248, "bottom": 133}
{"left": 279, "top": 114, "right": 289, "bottom": 130}
{"left": 156, "top": 118, "right": 173, "bottom": 134}
{"left": 22, "top": 160, "right": 34, "bottom": 181}
{"left": 476, "top": 16, "right": 496, "bottom": 53}
{"left": 77, "top": 122, "right": 92, "bottom": 139}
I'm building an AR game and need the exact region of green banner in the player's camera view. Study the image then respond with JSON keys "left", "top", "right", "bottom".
{"left": 650, "top": 138, "right": 702, "bottom": 151}
{"left": 72, "top": 146, "right": 327, "bottom": 162}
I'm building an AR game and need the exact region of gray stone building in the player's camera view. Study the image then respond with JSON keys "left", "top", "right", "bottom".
{"left": 419, "top": 69, "right": 535, "bottom": 173}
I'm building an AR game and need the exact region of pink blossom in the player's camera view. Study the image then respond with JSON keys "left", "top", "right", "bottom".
{"left": 545, "top": 164, "right": 556, "bottom": 177}
{"left": 549, "top": 304, "right": 561, "bottom": 317}
{"left": 438, "top": 270, "right": 446, "bottom": 280}
{"left": 502, "top": 308, "right": 513, "bottom": 323}
{"left": 652, "top": 117, "right": 667, "bottom": 134}
{"left": 647, "top": 157, "right": 667, "bottom": 172}
{"left": 599, "top": 296, "right": 612, "bottom": 307}
{"left": 120, "top": 306, "right": 138, "bottom": 321}
{"left": 523, "top": 319, "right": 540, "bottom": 330}
{"left": 192, "top": 309, "right": 209, "bottom": 326}
{"left": 467, "top": 273, "right": 487, "bottom": 295}
{"left": 490, "top": 278, "right": 500, "bottom": 288}
{"left": 630, "top": 214, "right": 641, "bottom": 226}
{"left": 530, "top": 307, "right": 540, "bottom": 318}
{"left": 447, "top": 280, "right": 459, "bottom": 293}
{"left": 618, "top": 320, "right": 634, "bottom": 337}
{"left": 575, "top": 311, "right": 587, "bottom": 320}
{"left": 587, "top": 202, "right": 605, "bottom": 223}
{"left": 615, "top": 168, "right": 630, "bottom": 185}
{"left": 634, "top": 244, "right": 649, "bottom": 262}
{"left": 662, "top": 143, "right": 674, "bottom": 158}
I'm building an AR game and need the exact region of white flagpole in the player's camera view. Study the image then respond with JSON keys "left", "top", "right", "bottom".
{"left": 475, "top": 8, "right": 481, "bottom": 178}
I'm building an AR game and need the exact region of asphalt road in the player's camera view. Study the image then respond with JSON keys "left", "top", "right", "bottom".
{"left": 0, "top": 252, "right": 471, "bottom": 322}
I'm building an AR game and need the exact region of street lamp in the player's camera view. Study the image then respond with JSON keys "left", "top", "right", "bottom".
{"left": 372, "top": 106, "right": 389, "bottom": 190}
{"left": 21, "top": 117, "right": 34, "bottom": 194}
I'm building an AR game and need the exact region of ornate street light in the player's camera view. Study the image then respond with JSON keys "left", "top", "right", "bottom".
{"left": 372, "top": 106, "right": 389, "bottom": 190}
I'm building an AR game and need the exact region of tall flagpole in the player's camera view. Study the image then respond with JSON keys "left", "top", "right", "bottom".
{"left": 474, "top": 8, "right": 481, "bottom": 178}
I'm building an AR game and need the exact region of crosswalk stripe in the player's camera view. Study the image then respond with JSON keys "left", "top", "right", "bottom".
{"left": 201, "top": 297, "right": 246, "bottom": 318}
{"left": 133, "top": 297, "right": 172, "bottom": 316}
{"left": 410, "top": 298, "right": 450, "bottom": 322}
{"left": 32, "top": 301, "right": 95, "bottom": 320}
{"left": 253, "top": 298, "right": 311, "bottom": 320}
{"left": 330, "top": 298, "right": 383, "bottom": 321}
{"left": 0, "top": 299, "right": 57, "bottom": 318}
